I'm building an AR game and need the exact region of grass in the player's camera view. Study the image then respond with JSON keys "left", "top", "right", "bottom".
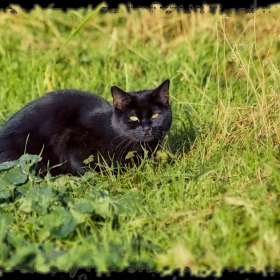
{"left": 0, "top": 3, "right": 280, "bottom": 277}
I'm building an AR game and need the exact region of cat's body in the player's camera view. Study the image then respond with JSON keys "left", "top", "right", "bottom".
{"left": 0, "top": 80, "right": 172, "bottom": 176}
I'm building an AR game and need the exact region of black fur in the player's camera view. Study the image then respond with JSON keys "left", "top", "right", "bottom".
{"left": 0, "top": 80, "right": 172, "bottom": 176}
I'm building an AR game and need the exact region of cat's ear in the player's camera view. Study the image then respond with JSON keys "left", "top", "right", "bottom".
{"left": 111, "top": 86, "right": 132, "bottom": 110}
{"left": 153, "top": 80, "right": 170, "bottom": 103}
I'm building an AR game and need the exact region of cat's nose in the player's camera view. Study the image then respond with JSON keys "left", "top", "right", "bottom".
{"left": 142, "top": 127, "right": 151, "bottom": 134}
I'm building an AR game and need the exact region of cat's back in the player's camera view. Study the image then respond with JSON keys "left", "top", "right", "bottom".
{"left": 0, "top": 89, "right": 111, "bottom": 140}
{"left": 3, "top": 90, "right": 110, "bottom": 123}
{"left": 30, "top": 89, "right": 110, "bottom": 112}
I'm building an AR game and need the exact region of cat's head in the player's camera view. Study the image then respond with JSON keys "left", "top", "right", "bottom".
{"left": 111, "top": 80, "right": 172, "bottom": 143}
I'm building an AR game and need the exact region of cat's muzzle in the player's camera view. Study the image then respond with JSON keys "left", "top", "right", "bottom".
{"left": 142, "top": 128, "right": 154, "bottom": 142}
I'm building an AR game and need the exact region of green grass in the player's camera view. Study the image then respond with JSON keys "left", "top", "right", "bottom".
{"left": 1, "top": 3, "right": 280, "bottom": 276}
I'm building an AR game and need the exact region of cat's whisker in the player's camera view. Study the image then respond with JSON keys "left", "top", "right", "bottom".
{"left": 114, "top": 136, "right": 131, "bottom": 158}
{"left": 123, "top": 140, "right": 136, "bottom": 161}
{"left": 118, "top": 139, "right": 135, "bottom": 162}
{"left": 110, "top": 133, "right": 127, "bottom": 145}
{"left": 115, "top": 136, "right": 132, "bottom": 154}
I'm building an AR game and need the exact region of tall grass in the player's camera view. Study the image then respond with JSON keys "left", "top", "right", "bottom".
{"left": 0, "top": 3, "right": 280, "bottom": 276}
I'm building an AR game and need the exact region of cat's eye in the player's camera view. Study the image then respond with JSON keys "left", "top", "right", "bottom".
{"left": 151, "top": 113, "right": 159, "bottom": 119}
{"left": 129, "top": 116, "right": 138, "bottom": 121}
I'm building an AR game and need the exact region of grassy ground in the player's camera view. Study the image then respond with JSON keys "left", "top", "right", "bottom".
{"left": 0, "top": 3, "right": 280, "bottom": 276}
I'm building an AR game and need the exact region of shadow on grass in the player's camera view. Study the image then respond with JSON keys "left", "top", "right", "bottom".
{"left": 167, "top": 111, "right": 197, "bottom": 155}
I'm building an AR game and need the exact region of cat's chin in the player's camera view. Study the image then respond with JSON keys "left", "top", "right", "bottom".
{"left": 140, "top": 135, "right": 156, "bottom": 142}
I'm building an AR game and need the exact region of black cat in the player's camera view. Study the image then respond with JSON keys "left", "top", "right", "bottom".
{"left": 0, "top": 80, "right": 172, "bottom": 176}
